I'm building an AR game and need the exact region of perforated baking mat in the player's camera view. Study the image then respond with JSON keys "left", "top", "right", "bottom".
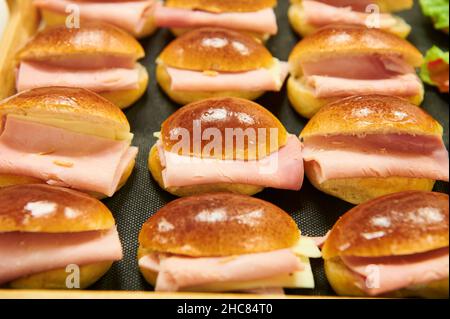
{"left": 90, "top": 0, "right": 450, "bottom": 295}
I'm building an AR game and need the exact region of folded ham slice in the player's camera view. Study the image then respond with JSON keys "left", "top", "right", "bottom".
{"left": 139, "top": 249, "right": 303, "bottom": 292}
{"left": 33, "top": 0, "right": 155, "bottom": 35}
{"left": 316, "top": 0, "right": 374, "bottom": 11}
{"left": 165, "top": 61, "right": 289, "bottom": 92}
{"left": 302, "top": 134, "right": 449, "bottom": 183}
{"left": 302, "top": 55, "right": 415, "bottom": 80}
{"left": 0, "top": 117, "right": 138, "bottom": 196}
{"left": 307, "top": 74, "right": 422, "bottom": 98}
{"left": 154, "top": 3, "right": 277, "bottom": 35}
{"left": 0, "top": 227, "right": 123, "bottom": 285}
{"left": 297, "top": 49, "right": 422, "bottom": 98}
{"left": 158, "top": 134, "right": 304, "bottom": 190}
{"left": 341, "top": 247, "right": 449, "bottom": 296}
{"left": 302, "top": 1, "right": 398, "bottom": 29}
{"left": 17, "top": 62, "right": 140, "bottom": 93}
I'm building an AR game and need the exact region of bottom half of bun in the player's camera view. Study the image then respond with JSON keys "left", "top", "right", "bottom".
{"left": 324, "top": 257, "right": 449, "bottom": 298}
{"left": 148, "top": 144, "right": 264, "bottom": 197}
{"left": 0, "top": 158, "right": 136, "bottom": 199}
{"left": 6, "top": 261, "right": 113, "bottom": 290}
{"left": 288, "top": 4, "right": 411, "bottom": 39}
{"left": 100, "top": 64, "right": 149, "bottom": 109}
{"left": 287, "top": 76, "right": 424, "bottom": 119}
{"left": 40, "top": 9, "right": 157, "bottom": 39}
{"left": 156, "top": 64, "right": 265, "bottom": 105}
{"left": 305, "top": 164, "right": 436, "bottom": 205}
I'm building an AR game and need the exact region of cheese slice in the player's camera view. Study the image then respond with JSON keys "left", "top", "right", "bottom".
{"left": 186, "top": 256, "right": 315, "bottom": 292}
{"left": 0, "top": 0, "right": 9, "bottom": 42}
{"left": 9, "top": 114, "right": 133, "bottom": 142}
{"left": 292, "top": 236, "right": 323, "bottom": 258}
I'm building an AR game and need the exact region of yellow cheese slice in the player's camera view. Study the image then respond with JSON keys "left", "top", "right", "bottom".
{"left": 9, "top": 114, "right": 134, "bottom": 142}
{"left": 292, "top": 236, "right": 322, "bottom": 258}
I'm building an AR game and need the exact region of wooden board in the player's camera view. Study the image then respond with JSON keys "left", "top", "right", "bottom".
{"left": 0, "top": 289, "right": 354, "bottom": 300}
{"left": 0, "top": 0, "right": 39, "bottom": 100}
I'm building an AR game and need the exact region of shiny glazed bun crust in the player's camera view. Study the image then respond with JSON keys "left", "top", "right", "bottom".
{"left": 323, "top": 191, "right": 449, "bottom": 298}
{"left": 0, "top": 87, "right": 131, "bottom": 133}
{"left": 17, "top": 22, "right": 145, "bottom": 62}
{"left": 139, "top": 193, "right": 300, "bottom": 257}
{"left": 0, "top": 184, "right": 115, "bottom": 233}
{"left": 160, "top": 97, "right": 288, "bottom": 160}
{"left": 300, "top": 95, "right": 444, "bottom": 138}
{"left": 322, "top": 191, "right": 449, "bottom": 259}
{"left": 158, "top": 28, "right": 274, "bottom": 72}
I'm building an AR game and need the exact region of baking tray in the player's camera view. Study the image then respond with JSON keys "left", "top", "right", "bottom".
{"left": 1, "top": 0, "right": 449, "bottom": 298}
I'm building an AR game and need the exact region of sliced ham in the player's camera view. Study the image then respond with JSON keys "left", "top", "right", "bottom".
{"left": 301, "top": 55, "right": 415, "bottom": 80}
{"left": 302, "top": 134, "right": 449, "bottom": 183}
{"left": 139, "top": 249, "right": 303, "bottom": 292}
{"left": 33, "top": 0, "right": 155, "bottom": 35}
{"left": 0, "top": 227, "right": 122, "bottom": 285}
{"left": 0, "top": 117, "right": 138, "bottom": 196}
{"left": 303, "top": 1, "right": 398, "bottom": 28}
{"left": 341, "top": 247, "right": 449, "bottom": 296}
{"left": 165, "top": 61, "right": 289, "bottom": 92}
{"left": 316, "top": 0, "right": 373, "bottom": 11}
{"left": 158, "top": 134, "right": 304, "bottom": 190}
{"left": 16, "top": 62, "right": 140, "bottom": 93}
{"left": 154, "top": 3, "right": 277, "bottom": 35}
{"left": 306, "top": 74, "right": 422, "bottom": 98}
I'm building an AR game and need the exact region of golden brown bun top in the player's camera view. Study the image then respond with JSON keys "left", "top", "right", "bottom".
{"left": 300, "top": 95, "right": 443, "bottom": 138}
{"left": 139, "top": 193, "right": 300, "bottom": 257}
{"left": 323, "top": 191, "right": 449, "bottom": 259}
{"left": 158, "top": 28, "right": 274, "bottom": 72}
{"left": 17, "top": 22, "right": 144, "bottom": 62}
{"left": 0, "top": 87, "right": 131, "bottom": 132}
{"left": 166, "top": 0, "right": 276, "bottom": 12}
{"left": 0, "top": 184, "right": 115, "bottom": 233}
{"left": 289, "top": 25, "right": 423, "bottom": 74}
{"left": 160, "top": 97, "right": 288, "bottom": 160}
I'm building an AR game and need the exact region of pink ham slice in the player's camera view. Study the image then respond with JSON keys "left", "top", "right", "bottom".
{"left": 154, "top": 3, "right": 277, "bottom": 35}
{"left": 341, "top": 247, "right": 449, "bottom": 296}
{"left": 139, "top": 249, "right": 303, "bottom": 292}
{"left": 158, "top": 134, "right": 304, "bottom": 190}
{"left": 165, "top": 62, "right": 289, "bottom": 92}
{"left": 301, "top": 55, "right": 415, "bottom": 80}
{"left": 33, "top": 0, "right": 155, "bottom": 35}
{"left": 316, "top": 0, "right": 374, "bottom": 11}
{"left": 0, "top": 227, "right": 123, "bottom": 285}
{"left": 302, "top": 1, "right": 398, "bottom": 28}
{"left": 307, "top": 74, "right": 422, "bottom": 98}
{"left": 16, "top": 62, "right": 140, "bottom": 93}
{"left": 0, "top": 117, "right": 138, "bottom": 197}
{"left": 302, "top": 134, "right": 449, "bottom": 183}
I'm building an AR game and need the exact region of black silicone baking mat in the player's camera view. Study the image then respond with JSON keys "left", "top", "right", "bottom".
{"left": 91, "top": 0, "right": 450, "bottom": 295}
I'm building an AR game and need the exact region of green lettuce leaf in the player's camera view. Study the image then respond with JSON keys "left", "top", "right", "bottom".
{"left": 420, "top": 46, "right": 449, "bottom": 85}
{"left": 420, "top": 0, "right": 449, "bottom": 29}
